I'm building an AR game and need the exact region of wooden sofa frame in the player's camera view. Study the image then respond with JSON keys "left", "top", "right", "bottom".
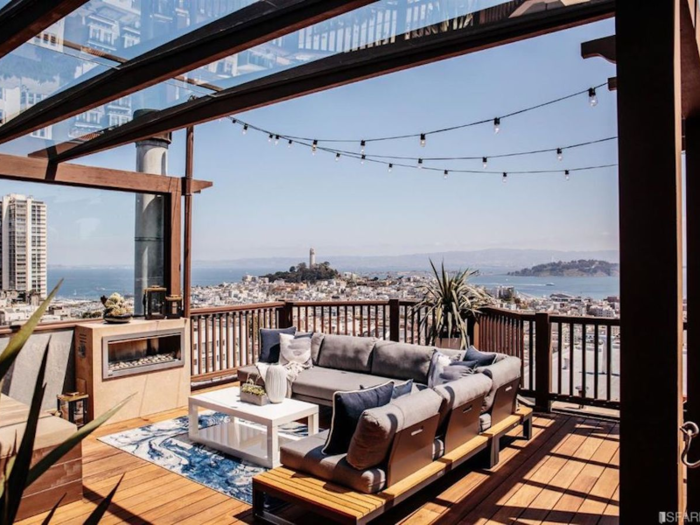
{"left": 252, "top": 382, "right": 532, "bottom": 525}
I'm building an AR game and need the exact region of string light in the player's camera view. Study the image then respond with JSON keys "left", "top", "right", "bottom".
{"left": 312, "top": 140, "right": 318, "bottom": 154}
{"left": 231, "top": 119, "right": 237, "bottom": 125}
{"left": 418, "top": 158, "right": 424, "bottom": 168}
{"left": 242, "top": 124, "right": 248, "bottom": 134}
{"left": 335, "top": 152, "right": 341, "bottom": 161}
{"left": 288, "top": 139, "right": 293, "bottom": 148}
{"left": 388, "top": 163, "right": 393, "bottom": 172}
{"left": 420, "top": 133, "right": 426, "bottom": 147}
{"left": 361, "top": 154, "right": 366, "bottom": 164}
{"left": 502, "top": 172, "right": 508, "bottom": 183}
{"left": 360, "top": 140, "right": 366, "bottom": 154}
{"left": 565, "top": 169, "right": 570, "bottom": 181}
{"left": 268, "top": 133, "right": 273, "bottom": 143}
{"left": 557, "top": 148, "right": 563, "bottom": 161}
{"left": 494, "top": 117, "right": 501, "bottom": 134}
{"left": 483, "top": 157, "right": 488, "bottom": 169}
{"left": 274, "top": 135, "right": 280, "bottom": 145}
{"left": 588, "top": 87, "right": 598, "bottom": 107}
{"left": 443, "top": 170, "right": 449, "bottom": 180}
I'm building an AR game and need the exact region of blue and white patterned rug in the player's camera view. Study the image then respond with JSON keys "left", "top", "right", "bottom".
{"left": 99, "top": 411, "right": 307, "bottom": 505}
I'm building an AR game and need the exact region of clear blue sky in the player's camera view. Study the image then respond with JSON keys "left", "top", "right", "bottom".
{"left": 0, "top": 18, "right": 619, "bottom": 267}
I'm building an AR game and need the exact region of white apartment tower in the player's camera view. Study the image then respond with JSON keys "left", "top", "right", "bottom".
{"left": 309, "top": 247, "right": 316, "bottom": 268}
{"left": 0, "top": 194, "right": 48, "bottom": 298}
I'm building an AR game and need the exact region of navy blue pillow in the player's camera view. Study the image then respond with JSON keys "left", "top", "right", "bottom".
{"left": 392, "top": 379, "right": 413, "bottom": 398}
{"left": 464, "top": 346, "right": 497, "bottom": 367}
{"left": 259, "top": 327, "right": 296, "bottom": 363}
{"left": 323, "top": 382, "right": 394, "bottom": 455}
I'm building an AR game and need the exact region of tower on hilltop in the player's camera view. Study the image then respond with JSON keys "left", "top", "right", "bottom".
{"left": 309, "top": 248, "right": 316, "bottom": 268}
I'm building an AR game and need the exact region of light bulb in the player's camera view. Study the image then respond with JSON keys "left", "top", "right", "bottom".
{"left": 274, "top": 135, "right": 280, "bottom": 145}
{"left": 231, "top": 118, "right": 237, "bottom": 125}
{"left": 557, "top": 148, "right": 563, "bottom": 161}
{"left": 288, "top": 139, "right": 293, "bottom": 148}
{"left": 242, "top": 124, "right": 248, "bottom": 134}
{"left": 312, "top": 140, "right": 318, "bottom": 155}
{"left": 494, "top": 117, "right": 501, "bottom": 134}
{"left": 335, "top": 153, "right": 341, "bottom": 162}
{"left": 268, "top": 133, "right": 273, "bottom": 143}
{"left": 420, "top": 133, "right": 426, "bottom": 147}
{"left": 502, "top": 172, "right": 507, "bottom": 183}
{"left": 388, "top": 163, "right": 393, "bottom": 173}
{"left": 361, "top": 154, "right": 366, "bottom": 164}
{"left": 418, "top": 158, "right": 423, "bottom": 169}
{"left": 443, "top": 170, "right": 449, "bottom": 180}
{"left": 588, "top": 87, "right": 598, "bottom": 107}
{"left": 565, "top": 170, "right": 570, "bottom": 181}
{"left": 360, "top": 140, "right": 366, "bottom": 154}
{"left": 482, "top": 157, "right": 488, "bottom": 169}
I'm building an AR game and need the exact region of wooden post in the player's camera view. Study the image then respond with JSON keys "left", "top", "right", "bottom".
{"left": 684, "top": 115, "right": 700, "bottom": 515}
{"left": 165, "top": 189, "right": 182, "bottom": 297}
{"left": 389, "top": 299, "right": 400, "bottom": 342}
{"left": 534, "top": 313, "right": 551, "bottom": 412}
{"left": 183, "top": 125, "right": 194, "bottom": 318}
{"left": 279, "top": 302, "right": 294, "bottom": 329}
{"left": 617, "top": 0, "right": 685, "bottom": 520}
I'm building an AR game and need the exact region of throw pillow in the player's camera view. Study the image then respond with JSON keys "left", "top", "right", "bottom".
{"left": 259, "top": 327, "right": 296, "bottom": 363}
{"left": 464, "top": 345, "right": 498, "bottom": 367}
{"left": 323, "top": 382, "right": 394, "bottom": 456}
{"left": 439, "top": 362, "right": 477, "bottom": 382}
{"left": 360, "top": 379, "right": 413, "bottom": 399}
{"left": 279, "top": 332, "right": 313, "bottom": 366}
{"left": 428, "top": 350, "right": 461, "bottom": 387}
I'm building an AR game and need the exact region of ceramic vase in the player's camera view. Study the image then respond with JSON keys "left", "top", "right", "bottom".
{"left": 265, "top": 364, "right": 287, "bottom": 403}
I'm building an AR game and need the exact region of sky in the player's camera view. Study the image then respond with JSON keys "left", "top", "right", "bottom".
{"left": 0, "top": 16, "right": 619, "bottom": 267}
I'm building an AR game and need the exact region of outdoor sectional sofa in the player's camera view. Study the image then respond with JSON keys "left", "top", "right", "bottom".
{"left": 247, "top": 333, "right": 533, "bottom": 524}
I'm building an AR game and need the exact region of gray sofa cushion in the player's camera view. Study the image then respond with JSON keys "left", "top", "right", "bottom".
{"left": 237, "top": 364, "right": 262, "bottom": 385}
{"left": 280, "top": 430, "right": 387, "bottom": 494}
{"left": 346, "top": 388, "right": 442, "bottom": 470}
{"left": 310, "top": 332, "right": 325, "bottom": 364}
{"left": 316, "top": 334, "right": 377, "bottom": 373}
{"left": 478, "top": 356, "right": 522, "bottom": 412}
{"left": 371, "top": 341, "right": 436, "bottom": 384}
{"left": 433, "top": 374, "right": 493, "bottom": 434}
{"left": 292, "top": 367, "right": 398, "bottom": 402}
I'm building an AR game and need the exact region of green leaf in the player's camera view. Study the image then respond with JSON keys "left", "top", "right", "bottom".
{"left": 1, "top": 345, "right": 49, "bottom": 523}
{"left": 41, "top": 493, "right": 66, "bottom": 525}
{"left": 26, "top": 394, "right": 135, "bottom": 488}
{"left": 0, "top": 280, "right": 63, "bottom": 383}
{"left": 82, "top": 474, "right": 124, "bottom": 525}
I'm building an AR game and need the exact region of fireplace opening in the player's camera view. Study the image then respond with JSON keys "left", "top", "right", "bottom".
{"left": 103, "top": 329, "right": 184, "bottom": 379}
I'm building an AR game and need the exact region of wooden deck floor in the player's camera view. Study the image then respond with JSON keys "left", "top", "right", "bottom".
{"left": 18, "top": 409, "right": 619, "bottom": 525}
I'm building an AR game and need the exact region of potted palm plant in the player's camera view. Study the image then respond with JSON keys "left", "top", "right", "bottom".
{"left": 415, "top": 260, "right": 493, "bottom": 349}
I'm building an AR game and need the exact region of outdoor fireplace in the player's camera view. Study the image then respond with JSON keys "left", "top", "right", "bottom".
{"left": 103, "top": 329, "right": 184, "bottom": 379}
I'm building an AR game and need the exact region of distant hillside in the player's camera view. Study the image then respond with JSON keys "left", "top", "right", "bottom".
{"left": 262, "top": 262, "right": 340, "bottom": 283}
{"left": 508, "top": 259, "right": 619, "bottom": 277}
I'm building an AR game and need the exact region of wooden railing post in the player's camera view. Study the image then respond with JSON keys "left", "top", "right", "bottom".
{"left": 389, "top": 299, "right": 400, "bottom": 342}
{"left": 279, "top": 302, "right": 294, "bottom": 329}
{"left": 534, "top": 312, "right": 552, "bottom": 412}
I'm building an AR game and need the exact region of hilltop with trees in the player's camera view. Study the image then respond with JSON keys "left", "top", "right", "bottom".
{"left": 262, "top": 261, "right": 341, "bottom": 283}
{"left": 508, "top": 259, "right": 619, "bottom": 277}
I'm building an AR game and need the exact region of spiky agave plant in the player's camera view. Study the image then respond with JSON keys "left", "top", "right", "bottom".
{"left": 0, "top": 280, "right": 133, "bottom": 523}
{"left": 415, "top": 260, "right": 493, "bottom": 349}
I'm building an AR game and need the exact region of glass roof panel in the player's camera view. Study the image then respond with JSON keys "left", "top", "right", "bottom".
{"left": 0, "top": 0, "right": 606, "bottom": 156}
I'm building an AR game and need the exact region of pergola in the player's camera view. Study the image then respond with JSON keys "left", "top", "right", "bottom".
{"left": 0, "top": 0, "right": 696, "bottom": 521}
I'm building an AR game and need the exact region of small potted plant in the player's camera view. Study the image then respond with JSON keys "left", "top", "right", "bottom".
{"left": 240, "top": 378, "right": 269, "bottom": 406}
{"left": 415, "top": 260, "right": 493, "bottom": 349}
{"left": 101, "top": 292, "right": 133, "bottom": 324}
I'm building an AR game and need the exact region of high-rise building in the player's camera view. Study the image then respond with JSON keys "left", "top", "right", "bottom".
{"left": 0, "top": 194, "right": 48, "bottom": 298}
{"left": 309, "top": 248, "right": 316, "bottom": 268}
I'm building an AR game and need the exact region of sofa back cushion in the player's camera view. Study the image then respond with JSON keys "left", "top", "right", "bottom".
{"left": 433, "top": 374, "right": 493, "bottom": 434}
{"left": 316, "top": 334, "right": 377, "bottom": 373}
{"left": 347, "top": 388, "right": 442, "bottom": 470}
{"left": 371, "top": 341, "right": 436, "bottom": 384}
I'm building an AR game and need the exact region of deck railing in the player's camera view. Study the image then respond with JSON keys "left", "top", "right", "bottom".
{"left": 189, "top": 301, "right": 632, "bottom": 411}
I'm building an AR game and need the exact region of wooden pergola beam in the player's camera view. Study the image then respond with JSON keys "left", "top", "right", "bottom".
{"left": 0, "top": 0, "right": 89, "bottom": 60}
{"left": 0, "top": 153, "right": 212, "bottom": 195}
{"left": 0, "top": 0, "right": 378, "bottom": 145}
{"left": 44, "top": 0, "right": 615, "bottom": 163}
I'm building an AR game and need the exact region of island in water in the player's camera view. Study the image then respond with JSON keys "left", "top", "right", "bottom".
{"left": 508, "top": 259, "right": 619, "bottom": 278}
{"left": 261, "top": 261, "right": 341, "bottom": 283}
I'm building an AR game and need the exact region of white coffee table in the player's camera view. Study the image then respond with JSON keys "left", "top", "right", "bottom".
{"left": 188, "top": 386, "right": 319, "bottom": 468}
